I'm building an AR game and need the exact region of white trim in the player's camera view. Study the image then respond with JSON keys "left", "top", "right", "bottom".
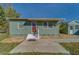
{"left": 70, "top": 30, "right": 73, "bottom": 34}
{"left": 38, "top": 28, "right": 40, "bottom": 39}
{"left": 17, "top": 22, "right": 20, "bottom": 29}
{"left": 47, "top": 22, "right": 49, "bottom": 28}
{"left": 31, "top": 22, "right": 32, "bottom": 33}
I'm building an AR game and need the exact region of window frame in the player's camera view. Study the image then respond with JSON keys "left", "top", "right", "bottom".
{"left": 43, "top": 21, "right": 57, "bottom": 28}
{"left": 75, "top": 25, "right": 79, "bottom": 29}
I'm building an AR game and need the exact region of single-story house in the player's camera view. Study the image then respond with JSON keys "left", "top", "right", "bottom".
{"left": 8, "top": 18, "right": 63, "bottom": 36}
{"left": 68, "top": 20, "right": 79, "bottom": 35}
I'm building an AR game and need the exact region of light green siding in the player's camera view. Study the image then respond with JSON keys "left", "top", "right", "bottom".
{"left": 9, "top": 21, "right": 31, "bottom": 36}
{"left": 38, "top": 26, "right": 59, "bottom": 35}
{"left": 9, "top": 21, "right": 59, "bottom": 36}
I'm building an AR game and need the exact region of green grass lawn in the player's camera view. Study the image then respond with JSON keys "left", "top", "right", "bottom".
{"left": 61, "top": 43, "right": 79, "bottom": 55}
{"left": 0, "top": 33, "right": 8, "bottom": 41}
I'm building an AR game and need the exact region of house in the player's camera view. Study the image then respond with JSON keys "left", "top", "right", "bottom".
{"left": 68, "top": 20, "right": 79, "bottom": 35}
{"left": 8, "top": 18, "right": 63, "bottom": 36}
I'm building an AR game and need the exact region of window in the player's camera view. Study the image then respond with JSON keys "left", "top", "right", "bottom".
{"left": 24, "top": 22, "right": 27, "bottom": 26}
{"left": 48, "top": 22, "right": 56, "bottom": 28}
{"left": 48, "top": 22, "right": 52, "bottom": 28}
{"left": 70, "top": 26, "right": 73, "bottom": 30}
{"left": 43, "top": 22, "right": 48, "bottom": 27}
{"left": 24, "top": 21, "right": 31, "bottom": 26}
{"left": 43, "top": 22, "right": 56, "bottom": 28}
{"left": 37, "top": 22, "right": 43, "bottom": 26}
{"left": 75, "top": 25, "right": 79, "bottom": 29}
{"left": 17, "top": 22, "right": 25, "bottom": 29}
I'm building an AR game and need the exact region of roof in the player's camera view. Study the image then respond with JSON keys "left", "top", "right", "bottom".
{"left": 9, "top": 18, "right": 64, "bottom": 22}
{"left": 68, "top": 20, "right": 79, "bottom": 25}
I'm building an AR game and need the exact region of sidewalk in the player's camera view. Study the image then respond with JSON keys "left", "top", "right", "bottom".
{"left": 10, "top": 39, "right": 70, "bottom": 54}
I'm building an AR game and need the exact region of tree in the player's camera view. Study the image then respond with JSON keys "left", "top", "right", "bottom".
{"left": 5, "top": 7, "right": 20, "bottom": 18}
{"left": 0, "top": 5, "right": 6, "bottom": 30}
{"left": 4, "top": 6, "right": 21, "bottom": 33}
{"left": 0, "top": 5, "right": 20, "bottom": 33}
{"left": 59, "top": 22, "right": 68, "bottom": 34}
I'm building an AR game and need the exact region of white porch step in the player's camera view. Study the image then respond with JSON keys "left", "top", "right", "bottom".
{"left": 26, "top": 34, "right": 39, "bottom": 41}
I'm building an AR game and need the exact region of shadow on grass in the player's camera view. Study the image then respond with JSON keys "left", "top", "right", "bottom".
{"left": 9, "top": 52, "right": 70, "bottom": 55}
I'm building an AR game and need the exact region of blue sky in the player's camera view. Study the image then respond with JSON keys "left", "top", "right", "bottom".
{"left": 11, "top": 3, "right": 79, "bottom": 20}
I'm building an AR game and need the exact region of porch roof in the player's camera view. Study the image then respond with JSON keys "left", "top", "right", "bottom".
{"left": 9, "top": 18, "right": 64, "bottom": 22}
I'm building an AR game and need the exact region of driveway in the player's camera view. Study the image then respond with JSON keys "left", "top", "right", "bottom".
{"left": 10, "top": 39, "right": 70, "bottom": 54}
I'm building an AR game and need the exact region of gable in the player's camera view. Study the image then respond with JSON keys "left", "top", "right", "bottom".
{"left": 68, "top": 20, "right": 79, "bottom": 25}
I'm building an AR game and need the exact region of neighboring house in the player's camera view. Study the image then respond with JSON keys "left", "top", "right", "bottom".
{"left": 68, "top": 20, "right": 79, "bottom": 35}
{"left": 8, "top": 18, "right": 63, "bottom": 36}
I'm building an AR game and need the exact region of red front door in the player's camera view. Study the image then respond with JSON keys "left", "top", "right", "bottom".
{"left": 32, "top": 22, "right": 37, "bottom": 33}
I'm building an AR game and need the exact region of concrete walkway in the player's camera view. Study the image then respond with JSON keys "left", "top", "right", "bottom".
{"left": 10, "top": 39, "right": 70, "bottom": 54}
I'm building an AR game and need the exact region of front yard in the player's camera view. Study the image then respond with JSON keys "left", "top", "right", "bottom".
{"left": 0, "top": 33, "right": 8, "bottom": 41}
{"left": 0, "top": 33, "right": 23, "bottom": 54}
{"left": 1, "top": 33, "right": 79, "bottom": 55}
{"left": 61, "top": 43, "right": 79, "bottom": 55}
{"left": 0, "top": 43, "right": 20, "bottom": 54}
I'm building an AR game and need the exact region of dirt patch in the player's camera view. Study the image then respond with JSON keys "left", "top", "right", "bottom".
{"left": 0, "top": 37, "right": 24, "bottom": 43}
{"left": 1, "top": 34, "right": 79, "bottom": 43}
{"left": 59, "top": 34, "right": 79, "bottom": 39}
{"left": 41, "top": 34, "right": 79, "bottom": 39}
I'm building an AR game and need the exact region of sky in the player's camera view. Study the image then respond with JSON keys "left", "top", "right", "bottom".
{"left": 6, "top": 3, "right": 79, "bottom": 21}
